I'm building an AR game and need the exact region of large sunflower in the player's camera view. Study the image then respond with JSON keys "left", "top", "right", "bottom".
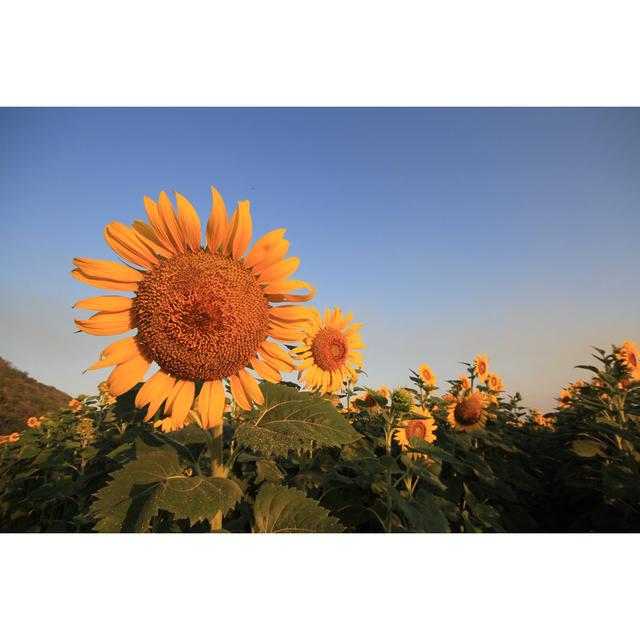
{"left": 446, "top": 390, "right": 489, "bottom": 433}
{"left": 293, "top": 307, "right": 364, "bottom": 394}
{"left": 72, "top": 187, "right": 315, "bottom": 431}
{"left": 394, "top": 407, "right": 437, "bottom": 459}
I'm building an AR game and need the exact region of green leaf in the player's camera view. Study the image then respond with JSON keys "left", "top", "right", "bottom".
{"left": 92, "top": 440, "right": 241, "bottom": 532}
{"left": 236, "top": 382, "right": 359, "bottom": 456}
{"left": 571, "top": 439, "right": 607, "bottom": 458}
{"left": 391, "top": 488, "right": 450, "bottom": 532}
{"left": 253, "top": 483, "right": 344, "bottom": 533}
{"left": 255, "top": 459, "right": 285, "bottom": 484}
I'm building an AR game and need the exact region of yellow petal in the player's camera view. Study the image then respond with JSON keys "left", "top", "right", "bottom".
{"left": 229, "top": 374, "right": 252, "bottom": 410}
{"left": 269, "top": 305, "right": 313, "bottom": 323}
{"left": 238, "top": 369, "right": 264, "bottom": 405}
{"left": 71, "top": 269, "right": 139, "bottom": 292}
{"left": 259, "top": 341, "right": 296, "bottom": 369}
{"left": 138, "top": 371, "right": 176, "bottom": 422}
{"left": 249, "top": 357, "right": 282, "bottom": 383}
{"left": 198, "top": 379, "right": 225, "bottom": 428}
{"left": 206, "top": 186, "right": 228, "bottom": 252}
{"left": 224, "top": 200, "right": 252, "bottom": 259}
{"left": 263, "top": 279, "right": 315, "bottom": 295}
{"left": 257, "top": 257, "right": 300, "bottom": 284}
{"left": 175, "top": 192, "right": 202, "bottom": 252}
{"left": 167, "top": 380, "right": 195, "bottom": 429}
{"left": 85, "top": 336, "right": 141, "bottom": 371}
{"left": 268, "top": 326, "right": 305, "bottom": 342}
{"left": 244, "top": 228, "right": 286, "bottom": 269}
{"left": 75, "top": 309, "right": 136, "bottom": 336}
{"left": 132, "top": 219, "right": 173, "bottom": 258}
{"left": 104, "top": 221, "right": 159, "bottom": 270}
{"left": 107, "top": 354, "right": 151, "bottom": 397}
{"left": 74, "top": 295, "right": 133, "bottom": 312}
{"left": 251, "top": 239, "right": 290, "bottom": 275}
{"left": 157, "top": 191, "right": 186, "bottom": 254}
{"left": 73, "top": 258, "right": 144, "bottom": 283}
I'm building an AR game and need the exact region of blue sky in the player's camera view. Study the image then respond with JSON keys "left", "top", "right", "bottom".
{"left": 1, "top": 108, "right": 638, "bottom": 410}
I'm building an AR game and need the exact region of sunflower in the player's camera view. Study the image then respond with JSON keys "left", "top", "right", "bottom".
{"left": 458, "top": 374, "right": 471, "bottom": 391}
{"left": 487, "top": 372, "right": 504, "bottom": 392}
{"left": 68, "top": 399, "right": 83, "bottom": 412}
{"left": 558, "top": 389, "right": 572, "bottom": 409}
{"left": 394, "top": 407, "right": 437, "bottom": 459}
{"left": 418, "top": 364, "right": 437, "bottom": 387}
{"left": 26, "top": 416, "right": 41, "bottom": 429}
{"left": 379, "top": 386, "right": 391, "bottom": 402}
{"left": 73, "top": 187, "right": 316, "bottom": 431}
{"left": 293, "top": 307, "right": 364, "bottom": 394}
{"left": 474, "top": 354, "right": 489, "bottom": 383}
{"left": 446, "top": 390, "right": 489, "bottom": 433}
{"left": 616, "top": 340, "right": 640, "bottom": 380}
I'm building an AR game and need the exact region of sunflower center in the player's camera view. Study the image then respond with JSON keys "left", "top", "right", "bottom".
{"left": 454, "top": 397, "right": 483, "bottom": 426}
{"left": 134, "top": 251, "right": 270, "bottom": 381}
{"left": 311, "top": 327, "right": 348, "bottom": 371}
{"left": 405, "top": 421, "right": 427, "bottom": 440}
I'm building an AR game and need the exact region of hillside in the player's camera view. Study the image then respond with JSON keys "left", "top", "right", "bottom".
{"left": 0, "top": 357, "right": 71, "bottom": 434}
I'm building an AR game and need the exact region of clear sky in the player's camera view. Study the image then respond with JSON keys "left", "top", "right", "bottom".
{"left": 1, "top": 108, "right": 638, "bottom": 410}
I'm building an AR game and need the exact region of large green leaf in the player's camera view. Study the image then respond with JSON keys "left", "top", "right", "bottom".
{"left": 236, "top": 382, "right": 359, "bottom": 456}
{"left": 253, "top": 483, "right": 344, "bottom": 533}
{"left": 92, "top": 440, "right": 241, "bottom": 532}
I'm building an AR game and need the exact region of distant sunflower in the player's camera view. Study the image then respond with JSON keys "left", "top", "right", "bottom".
{"left": 446, "top": 390, "right": 489, "bottom": 433}
{"left": 26, "top": 416, "right": 41, "bottom": 429}
{"left": 379, "top": 386, "right": 391, "bottom": 402}
{"left": 487, "top": 372, "right": 504, "bottom": 392}
{"left": 418, "top": 364, "right": 437, "bottom": 387}
{"left": 73, "top": 187, "right": 315, "bottom": 431}
{"left": 459, "top": 374, "right": 471, "bottom": 391}
{"left": 293, "top": 307, "right": 364, "bottom": 394}
{"left": 394, "top": 407, "right": 437, "bottom": 459}
{"left": 616, "top": 340, "right": 640, "bottom": 380}
{"left": 474, "top": 354, "right": 489, "bottom": 383}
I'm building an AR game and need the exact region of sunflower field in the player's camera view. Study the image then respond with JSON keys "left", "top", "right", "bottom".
{"left": 1, "top": 187, "right": 639, "bottom": 533}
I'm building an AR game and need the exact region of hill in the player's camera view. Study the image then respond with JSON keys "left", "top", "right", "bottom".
{"left": 0, "top": 357, "right": 71, "bottom": 435}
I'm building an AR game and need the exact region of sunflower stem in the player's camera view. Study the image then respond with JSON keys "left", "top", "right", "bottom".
{"left": 204, "top": 424, "right": 225, "bottom": 531}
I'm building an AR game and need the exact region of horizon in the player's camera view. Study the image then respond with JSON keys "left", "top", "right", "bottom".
{"left": 1, "top": 107, "right": 639, "bottom": 411}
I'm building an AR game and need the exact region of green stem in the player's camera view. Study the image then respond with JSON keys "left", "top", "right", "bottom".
{"left": 204, "top": 425, "right": 225, "bottom": 531}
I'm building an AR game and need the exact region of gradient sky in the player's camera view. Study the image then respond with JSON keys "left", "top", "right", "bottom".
{"left": 1, "top": 108, "right": 639, "bottom": 410}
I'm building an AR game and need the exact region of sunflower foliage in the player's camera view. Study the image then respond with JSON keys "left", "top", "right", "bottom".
{"left": 1, "top": 344, "right": 639, "bottom": 532}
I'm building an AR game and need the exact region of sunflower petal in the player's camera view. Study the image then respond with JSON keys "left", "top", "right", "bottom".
{"left": 74, "top": 295, "right": 133, "bottom": 312}
{"left": 206, "top": 186, "right": 228, "bottom": 252}
{"left": 249, "top": 357, "right": 282, "bottom": 383}
{"left": 85, "top": 336, "right": 141, "bottom": 371}
{"left": 244, "top": 228, "right": 286, "bottom": 270}
{"left": 259, "top": 341, "right": 296, "bottom": 369}
{"left": 257, "top": 257, "right": 300, "bottom": 284}
{"left": 71, "top": 269, "right": 139, "bottom": 292}
{"left": 229, "top": 374, "right": 252, "bottom": 410}
{"left": 75, "top": 310, "right": 136, "bottom": 336}
{"left": 139, "top": 372, "right": 176, "bottom": 422}
{"left": 132, "top": 219, "right": 173, "bottom": 258}
{"left": 268, "top": 305, "right": 313, "bottom": 323}
{"left": 104, "top": 221, "right": 159, "bottom": 270}
{"left": 73, "top": 258, "right": 144, "bottom": 283}
{"left": 107, "top": 354, "right": 151, "bottom": 397}
{"left": 224, "top": 200, "right": 252, "bottom": 259}
{"left": 251, "top": 239, "right": 290, "bottom": 275}
{"left": 198, "top": 379, "right": 225, "bottom": 428}
{"left": 167, "top": 380, "right": 195, "bottom": 429}
{"left": 175, "top": 192, "right": 202, "bottom": 252}
{"left": 238, "top": 369, "right": 264, "bottom": 405}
